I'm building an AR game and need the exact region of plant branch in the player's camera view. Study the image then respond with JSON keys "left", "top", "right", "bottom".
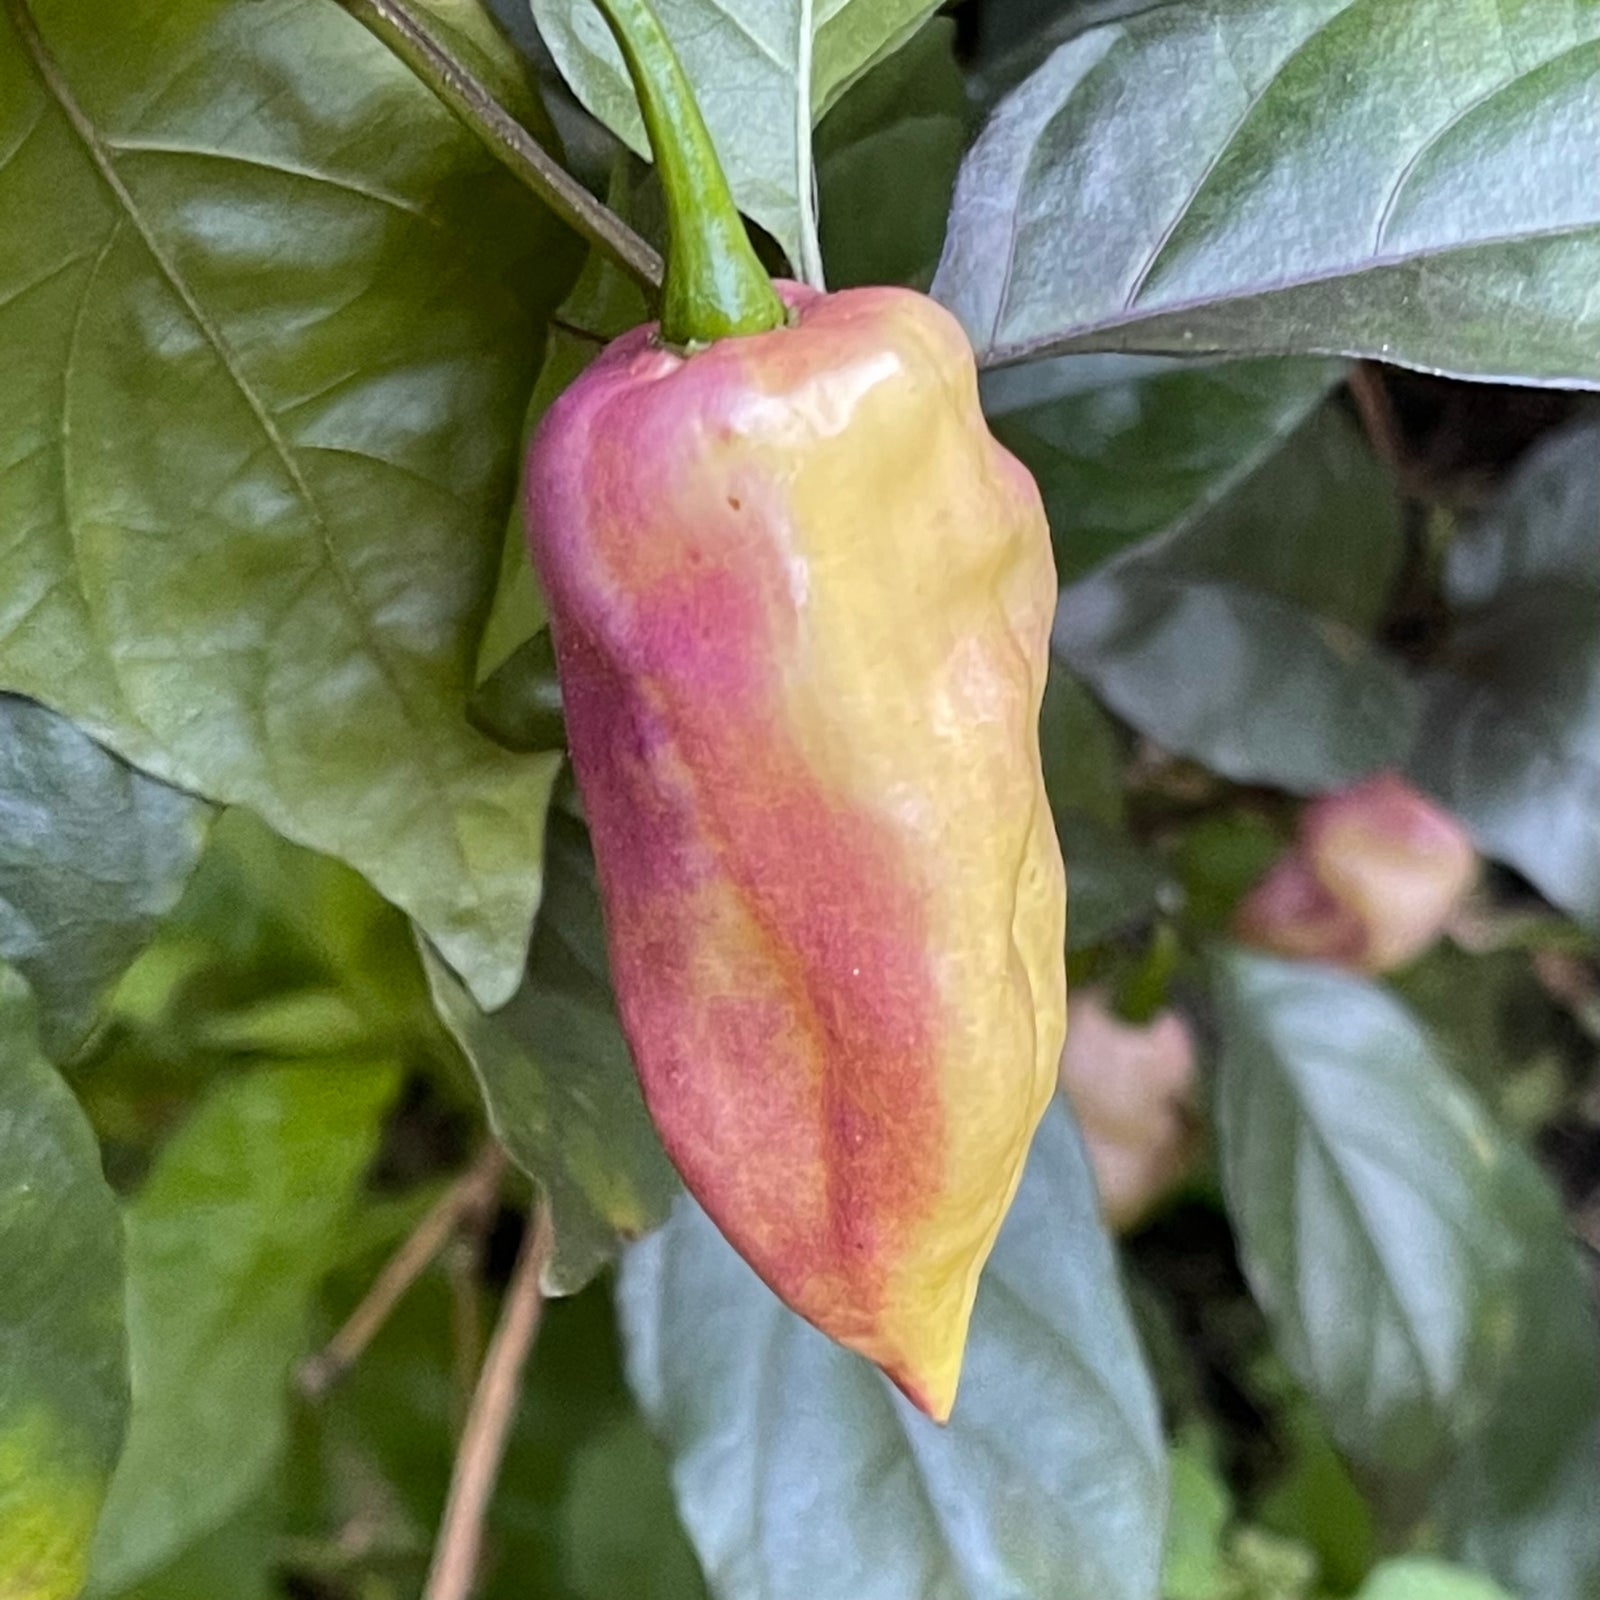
{"left": 424, "top": 1199, "right": 556, "bottom": 1600}
{"left": 299, "top": 1143, "right": 507, "bottom": 1399}
{"left": 335, "top": 0, "right": 663, "bottom": 295}
{"left": 1346, "top": 362, "right": 1408, "bottom": 481}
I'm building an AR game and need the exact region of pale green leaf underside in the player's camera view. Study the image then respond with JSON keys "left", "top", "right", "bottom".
{"left": 529, "top": 0, "right": 939, "bottom": 269}
{"left": 0, "top": 0, "right": 567, "bottom": 1008}
{"left": 934, "top": 0, "right": 1600, "bottom": 384}
{"left": 619, "top": 1102, "right": 1166, "bottom": 1600}
{"left": 1212, "top": 952, "right": 1600, "bottom": 1600}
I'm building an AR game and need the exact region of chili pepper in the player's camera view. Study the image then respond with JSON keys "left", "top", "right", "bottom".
{"left": 523, "top": 0, "right": 1066, "bottom": 1420}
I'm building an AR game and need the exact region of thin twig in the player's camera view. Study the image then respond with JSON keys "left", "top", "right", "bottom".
{"left": 1346, "top": 361, "right": 1406, "bottom": 477}
{"left": 446, "top": 1230, "right": 489, "bottom": 1432}
{"left": 299, "top": 1144, "right": 508, "bottom": 1399}
{"left": 335, "top": 0, "right": 663, "bottom": 294}
{"left": 424, "top": 1200, "right": 556, "bottom": 1600}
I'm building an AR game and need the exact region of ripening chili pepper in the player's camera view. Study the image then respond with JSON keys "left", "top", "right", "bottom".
{"left": 523, "top": 0, "right": 1067, "bottom": 1420}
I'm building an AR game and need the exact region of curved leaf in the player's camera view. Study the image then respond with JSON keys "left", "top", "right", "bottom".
{"left": 813, "top": 17, "right": 968, "bottom": 289}
{"left": 618, "top": 1101, "right": 1167, "bottom": 1600}
{"left": 934, "top": 0, "right": 1600, "bottom": 385}
{"left": 0, "top": 967, "right": 127, "bottom": 1600}
{"left": 0, "top": 694, "right": 209, "bottom": 1057}
{"left": 1054, "top": 405, "right": 1412, "bottom": 792}
{"left": 1409, "top": 422, "right": 1600, "bottom": 930}
{"left": 0, "top": 0, "right": 573, "bottom": 1008}
{"left": 87, "top": 1059, "right": 399, "bottom": 1594}
{"left": 530, "top": 0, "right": 941, "bottom": 271}
{"left": 423, "top": 810, "right": 679, "bottom": 1295}
{"left": 1211, "top": 951, "right": 1600, "bottom": 1600}
{"left": 985, "top": 355, "right": 1342, "bottom": 586}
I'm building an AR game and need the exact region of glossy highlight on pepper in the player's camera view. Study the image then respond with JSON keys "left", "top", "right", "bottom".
{"left": 524, "top": 282, "right": 1067, "bottom": 1419}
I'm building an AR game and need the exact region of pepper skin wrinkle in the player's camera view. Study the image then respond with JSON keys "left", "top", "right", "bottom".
{"left": 525, "top": 282, "right": 1066, "bottom": 1420}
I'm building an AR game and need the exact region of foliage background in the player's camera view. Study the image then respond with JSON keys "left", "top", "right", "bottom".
{"left": 0, "top": 0, "right": 1596, "bottom": 1597}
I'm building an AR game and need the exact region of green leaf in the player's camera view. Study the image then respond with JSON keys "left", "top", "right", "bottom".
{"left": 471, "top": 628, "right": 566, "bottom": 752}
{"left": 1162, "top": 1432, "right": 1233, "bottom": 1600}
{"left": 1059, "top": 812, "right": 1171, "bottom": 952}
{"left": 423, "top": 810, "right": 680, "bottom": 1295}
{"left": 1251, "top": 1356, "right": 1378, "bottom": 1593}
{"left": 1039, "top": 665, "right": 1125, "bottom": 829}
{"left": 0, "top": 694, "right": 209, "bottom": 1057}
{"left": 1175, "top": 811, "right": 1287, "bottom": 933}
{"left": 414, "top": 0, "right": 566, "bottom": 136}
{"left": 618, "top": 1101, "right": 1167, "bottom": 1600}
{"left": 1055, "top": 404, "right": 1411, "bottom": 792}
{"left": 100, "top": 1497, "right": 279, "bottom": 1600}
{"left": 86, "top": 1059, "right": 399, "bottom": 1593}
{"left": 1409, "top": 422, "right": 1600, "bottom": 930}
{"left": 530, "top": 0, "right": 943, "bottom": 271}
{"left": 1040, "top": 629, "right": 1171, "bottom": 952}
{"left": 813, "top": 17, "right": 968, "bottom": 289}
{"left": 933, "top": 0, "right": 1600, "bottom": 385}
{"left": 560, "top": 1414, "right": 710, "bottom": 1600}
{"left": 0, "top": 0, "right": 574, "bottom": 1009}
{"left": 478, "top": 206, "right": 648, "bottom": 687}
{"left": 1355, "top": 1559, "right": 1514, "bottom": 1600}
{"left": 0, "top": 967, "right": 127, "bottom": 1600}
{"left": 984, "top": 356, "right": 1341, "bottom": 586}
{"left": 1425, "top": 1200, "right": 1600, "bottom": 1600}
{"left": 1211, "top": 950, "right": 1600, "bottom": 1600}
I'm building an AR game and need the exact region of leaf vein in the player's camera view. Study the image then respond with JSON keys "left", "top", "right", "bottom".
{"left": 9, "top": 0, "right": 480, "bottom": 882}
{"left": 1373, "top": 35, "right": 1599, "bottom": 250}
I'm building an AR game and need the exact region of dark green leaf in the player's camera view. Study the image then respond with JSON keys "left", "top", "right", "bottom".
{"left": 935, "top": 0, "right": 1600, "bottom": 384}
{"left": 471, "top": 628, "right": 567, "bottom": 752}
{"left": 1058, "top": 811, "right": 1170, "bottom": 951}
{"left": 1174, "top": 811, "right": 1287, "bottom": 933}
{"left": 86, "top": 1059, "right": 399, "bottom": 1593}
{"left": 1039, "top": 665, "right": 1125, "bottom": 828}
{"left": 1251, "top": 1356, "right": 1378, "bottom": 1593}
{"left": 1055, "top": 405, "right": 1412, "bottom": 792}
{"left": 1211, "top": 950, "right": 1600, "bottom": 1600}
{"left": 531, "top": 0, "right": 943, "bottom": 271}
{"left": 618, "top": 1101, "right": 1167, "bottom": 1600}
{"left": 423, "top": 811, "right": 679, "bottom": 1294}
{"left": 1409, "top": 422, "right": 1600, "bottom": 930}
{"left": 984, "top": 356, "right": 1341, "bottom": 586}
{"left": 0, "top": 694, "right": 208, "bottom": 1057}
{"left": 0, "top": 966, "right": 127, "bottom": 1600}
{"left": 559, "top": 1414, "right": 710, "bottom": 1600}
{"left": 1040, "top": 661, "right": 1172, "bottom": 950}
{"left": 815, "top": 18, "right": 969, "bottom": 289}
{"left": 0, "top": 0, "right": 572, "bottom": 1008}
{"left": 477, "top": 177, "right": 648, "bottom": 686}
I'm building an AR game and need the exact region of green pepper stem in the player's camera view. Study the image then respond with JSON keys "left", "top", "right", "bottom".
{"left": 590, "top": 0, "right": 785, "bottom": 345}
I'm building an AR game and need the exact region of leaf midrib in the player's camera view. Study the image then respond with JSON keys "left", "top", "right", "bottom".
{"left": 6, "top": 0, "right": 481, "bottom": 881}
{"left": 990, "top": 218, "right": 1597, "bottom": 365}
